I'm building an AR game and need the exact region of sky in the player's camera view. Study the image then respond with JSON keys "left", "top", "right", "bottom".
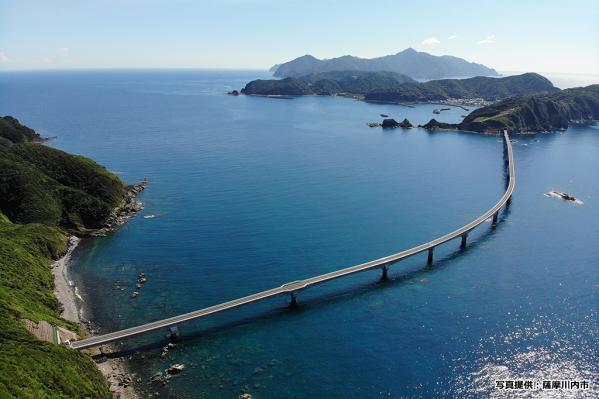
{"left": 1, "top": 0, "right": 598, "bottom": 74}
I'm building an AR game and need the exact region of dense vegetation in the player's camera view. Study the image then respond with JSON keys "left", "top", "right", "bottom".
{"left": 420, "top": 85, "right": 599, "bottom": 133}
{"left": 0, "top": 117, "right": 118, "bottom": 398}
{"left": 0, "top": 218, "right": 111, "bottom": 398}
{"left": 241, "top": 77, "right": 314, "bottom": 95}
{"left": 457, "top": 84, "right": 599, "bottom": 133}
{"left": 365, "top": 73, "right": 558, "bottom": 103}
{"left": 0, "top": 143, "right": 124, "bottom": 231}
{"left": 242, "top": 73, "right": 557, "bottom": 103}
{"left": 272, "top": 48, "right": 498, "bottom": 79}
{"left": 0, "top": 116, "right": 42, "bottom": 143}
{"left": 241, "top": 70, "right": 415, "bottom": 96}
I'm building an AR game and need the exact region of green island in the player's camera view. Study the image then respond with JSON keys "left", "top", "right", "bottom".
{"left": 420, "top": 84, "right": 599, "bottom": 133}
{"left": 271, "top": 48, "right": 498, "bottom": 80}
{"left": 241, "top": 70, "right": 416, "bottom": 96}
{"left": 0, "top": 116, "right": 128, "bottom": 398}
{"left": 240, "top": 72, "right": 558, "bottom": 104}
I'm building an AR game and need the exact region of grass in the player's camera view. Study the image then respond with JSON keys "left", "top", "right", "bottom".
{"left": 0, "top": 217, "right": 111, "bottom": 398}
{"left": 0, "top": 120, "right": 119, "bottom": 397}
{"left": 0, "top": 143, "right": 124, "bottom": 231}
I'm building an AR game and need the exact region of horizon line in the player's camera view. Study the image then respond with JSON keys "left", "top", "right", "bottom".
{"left": 1, "top": 67, "right": 599, "bottom": 77}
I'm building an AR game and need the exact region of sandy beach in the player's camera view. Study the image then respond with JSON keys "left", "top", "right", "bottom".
{"left": 52, "top": 236, "right": 82, "bottom": 323}
{"left": 51, "top": 236, "right": 140, "bottom": 399}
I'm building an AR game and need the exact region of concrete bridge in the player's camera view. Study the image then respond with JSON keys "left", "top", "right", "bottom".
{"left": 70, "top": 130, "right": 515, "bottom": 350}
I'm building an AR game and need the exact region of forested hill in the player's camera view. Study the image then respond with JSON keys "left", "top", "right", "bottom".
{"left": 240, "top": 73, "right": 558, "bottom": 103}
{"left": 0, "top": 116, "right": 43, "bottom": 144}
{"left": 457, "top": 84, "right": 599, "bottom": 133}
{"left": 272, "top": 48, "right": 498, "bottom": 79}
{"left": 0, "top": 117, "right": 125, "bottom": 398}
{"left": 365, "top": 73, "right": 559, "bottom": 103}
{"left": 0, "top": 117, "right": 125, "bottom": 232}
{"left": 241, "top": 70, "right": 415, "bottom": 96}
{"left": 419, "top": 85, "right": 599, "bottom": 133}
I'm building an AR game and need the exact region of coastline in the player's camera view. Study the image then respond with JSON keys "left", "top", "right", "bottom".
{"left": 52, "top": 236, "right": 82, "bottom": 323}
{"left": 50, "top": 181, "right": 148, "bottom": 399}
{"left": 51, "top": 236, "right": 141, "bottom": 399}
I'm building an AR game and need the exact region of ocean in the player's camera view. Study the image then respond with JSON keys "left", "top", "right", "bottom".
{"left": 1, "top": 70, "right": 597, "bottom": 398}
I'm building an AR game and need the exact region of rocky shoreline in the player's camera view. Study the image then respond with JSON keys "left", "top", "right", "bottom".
{"left": 82, "top": 342, "right": 141, "bottom": 399}
{"left": 89, "top": 179, "right": 148, "bottom": 237}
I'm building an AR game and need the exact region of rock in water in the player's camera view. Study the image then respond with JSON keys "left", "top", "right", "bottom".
{"left": 419, "top": 118, "right": 456, "bottom": 130}
{"left": 381, "top": 118, "right": 400, "bottom": 128}
{"left": 167, "top": 364, "right": 185, "bottom": 375}
{"left": 399, "top": 118, "right": 413, "bottom": 128}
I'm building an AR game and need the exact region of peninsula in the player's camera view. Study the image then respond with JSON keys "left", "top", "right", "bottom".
{"left": 418, "top": 84, "right": 599, "bottom": 133}
{"left": 0, "top": 116, "right": 144, "bottom": 398}
{"left": 240, "top": 72, "right": 558, "bottom": 105}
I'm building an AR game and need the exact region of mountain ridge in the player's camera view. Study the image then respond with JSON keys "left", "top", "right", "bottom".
{"left": 272, "top": 48, "right": 498, "bottom": 80}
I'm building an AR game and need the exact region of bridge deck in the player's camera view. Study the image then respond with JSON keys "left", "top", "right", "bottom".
{"left": 70, "top": 130, "right": 515, "bottom": 350}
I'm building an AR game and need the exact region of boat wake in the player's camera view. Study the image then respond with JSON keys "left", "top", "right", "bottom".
{"left": 544, "top": 191, "right": 583, "bottom": 205}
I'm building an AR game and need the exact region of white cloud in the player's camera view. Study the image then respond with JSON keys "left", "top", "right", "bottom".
{"left": 421, "top": 37, "right": 440, "bottom": 46}
{"left": 477, "top": 35, "right": 496, "bottom": 45}
{"left": 0, "top": 52, "right": 9, "bottom": 62}
{"left": 59, "top": 47, "right": 70, "bottom": 56}
{"left": 448, "top": 35, "right": 458, "bottom": 40}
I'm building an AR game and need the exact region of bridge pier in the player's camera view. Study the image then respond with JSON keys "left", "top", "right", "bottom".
{"left": 460, "top": 233, "right": 468, "bottom": 249}
{"left": 427, "top": 247, "right": 434, "bottom": 265}
{"left": 289, "top": 292, "right": 297, "bottom": 308}
{"left": 381, "top": 265, "right": 389, "bottom": 280}
{"left": 492, "top": 212, "right": 498, "bottom": 225}
{"left": 168, "top": 326, "right": 180, "bottom": 342}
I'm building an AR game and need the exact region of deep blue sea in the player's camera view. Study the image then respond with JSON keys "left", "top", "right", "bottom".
{"left": 1, "top": 70, "right": 597, "bottom": 398}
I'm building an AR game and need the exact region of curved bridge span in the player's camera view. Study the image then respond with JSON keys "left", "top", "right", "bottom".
{"left": 71, "top": 130, "right": 515, "bottom": 350}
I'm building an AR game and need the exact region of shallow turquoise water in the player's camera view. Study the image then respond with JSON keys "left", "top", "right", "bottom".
{"left": 1, "top": 70, "right": 597, "bottom": 398}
